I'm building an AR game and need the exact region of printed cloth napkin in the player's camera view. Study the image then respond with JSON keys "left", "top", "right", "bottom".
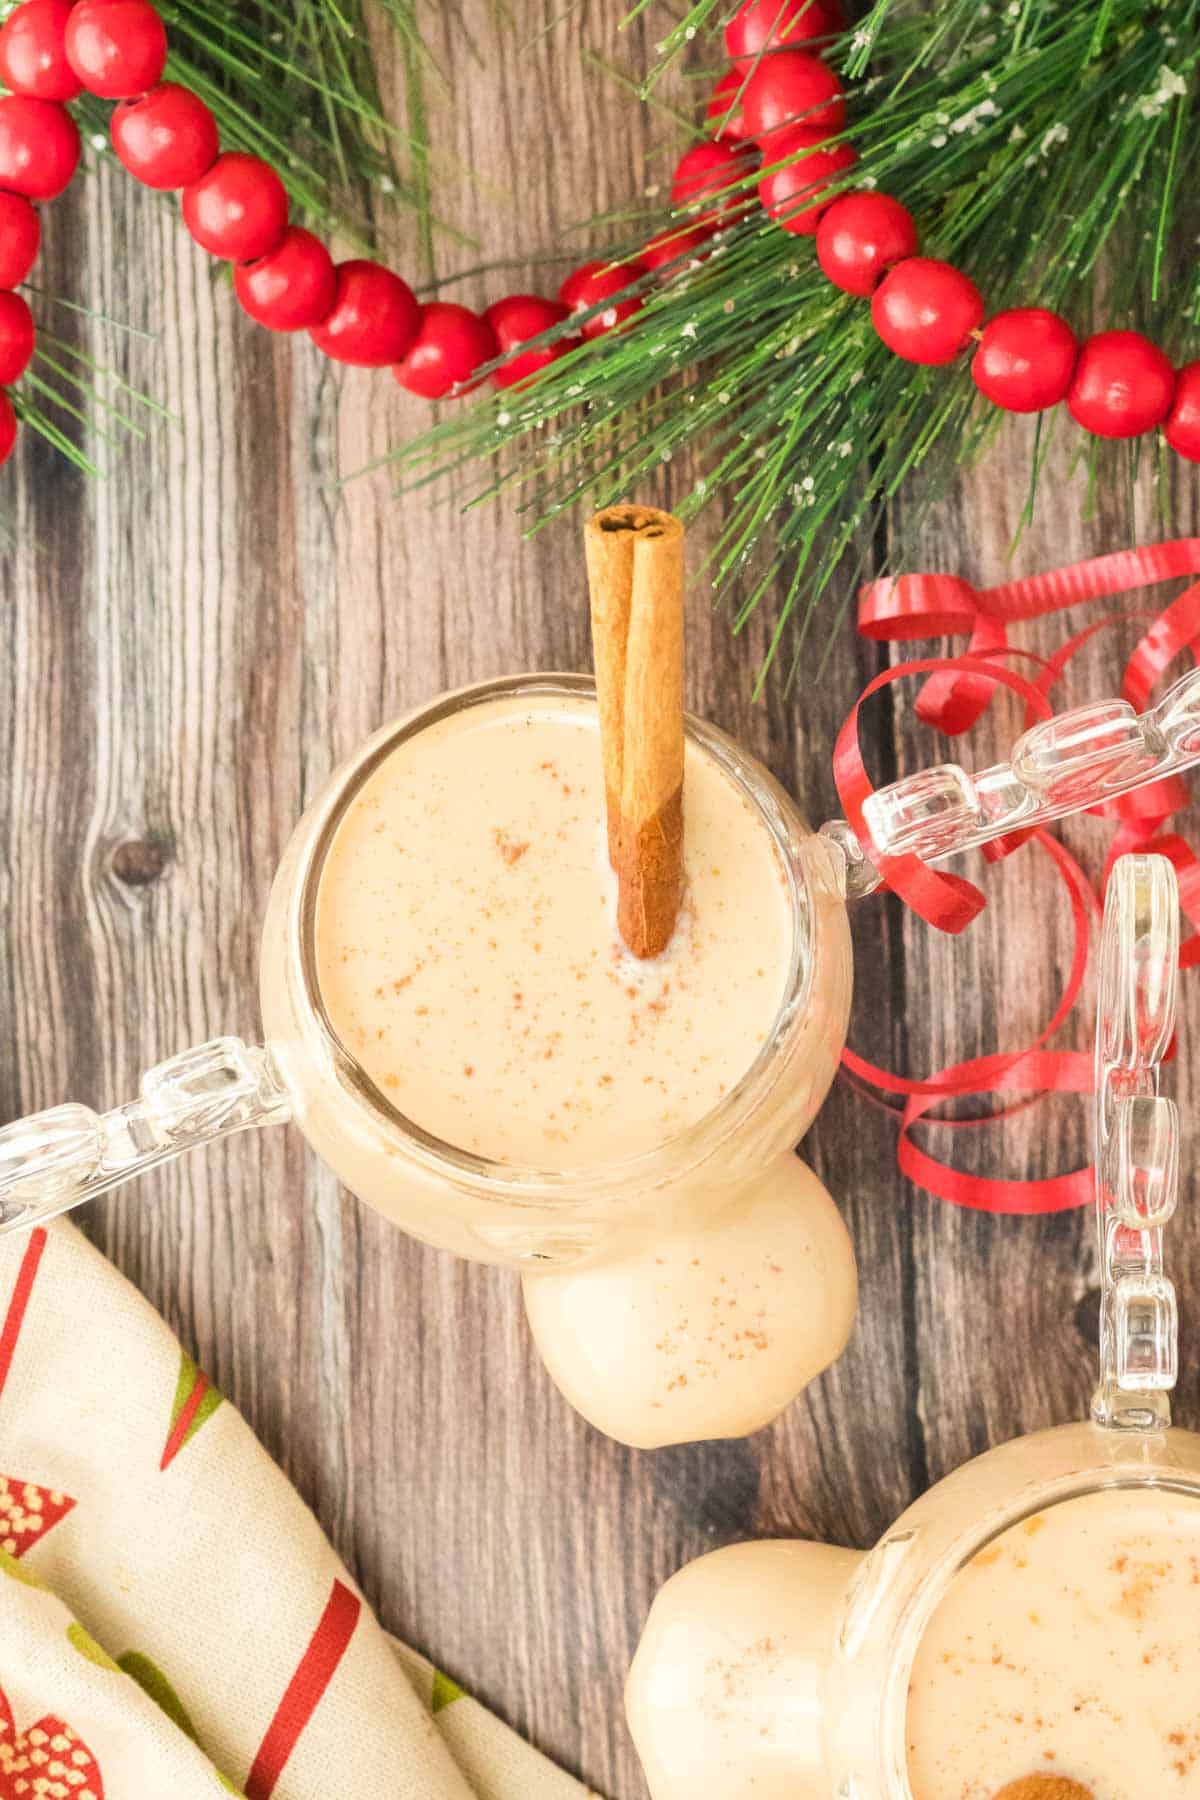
{"left": 0, "top": 1220, "right": 597, "bottom": 1799}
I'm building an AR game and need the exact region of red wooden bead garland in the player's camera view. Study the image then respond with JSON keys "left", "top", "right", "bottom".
{"left": 484, "top": 295, "right": 571, "bottom": 389}
{"left": 0, "top": 292, "right": 35, "bottom": 385}
{"left": 0, "top": 0, "right": 1188, "bottom": 478}
{"left": 0, "top": 192, "right": 41, "bottom": 289}
{"left": 559, "top": 259, "right": 647, "bottom": 339}
{"left": 671, "top": 140, "right": 756, "bottom": 223}
{"left": 182, "top": 152, "right": 288, "bottom": 262}
{"left": 395, "top": 302, "right": 498, "bottom": 399}
{"left": 0, "top": 392, "right": 17, "bottom": 467}
{"left": 815, "top": 192, "right": 917, "bottom": 295}
{"left": 741, "top": 49, "right": 844, "bottom": 144}
{"left": 705, "top": 69, "right": 748, "bottom": 141}
{"left": 726, "top": 0, "right": 842, "bottom": 68}
{"left": 0, "top": 94, "right": 79, "bottom": 198}
{"left": 972, "top": 307, "right": 1077, "bottom": 413}
{"left": 0, "top": 0, "right": 81, "bottom": 103}
{"left": 1067, "top": 330, "right": 1176, "bottom": 439}
{"left": 65, "top": 0, "right": 168, "bottom": 100}
{"left": 234, "top": 227, "right": 337, "bottom": 333}
{"left": 872, "top": 257, "right": 984, "bottom": 365}
{"left": 640, "top": 221, "right": 714, "bottom": 272}
{"left": 758, "top": 127, "right": 855, "bottom": 235}
{"left": 1165, "top": 362, "right": 1200, "bottom": 464}
{"left": 112, "top": 83, "right": 219, "bottom": 190}
{"left": 309, "top": 260, "right": 421, "bottom": 367}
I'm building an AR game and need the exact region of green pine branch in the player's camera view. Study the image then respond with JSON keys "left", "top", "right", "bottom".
{"left": 10, "top": 0, "right": 451, "bottom": 468}
{"left": 388, "top": 0, "right": 1200, "bottom": 683}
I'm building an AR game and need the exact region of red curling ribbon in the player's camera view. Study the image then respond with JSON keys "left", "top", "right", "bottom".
{"left": 842, "top": 831, "right": 1098, "bottom": 1215}
{"left": 859, "top": 537, "right": 1200, "bottom": 739}
{"left": 833, "top": 652, "right": 1054, "bottom": 933}
{"left": 842, "top": 538, "right": 1200, "bottom": 1214}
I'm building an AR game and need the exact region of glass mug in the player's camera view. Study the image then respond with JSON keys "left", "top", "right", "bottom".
{"left": 2, "top": 671, "right": 1200, "bottom": 1449}
{"left": 627, "top": 852, "right": 1191, "bottom": 1798}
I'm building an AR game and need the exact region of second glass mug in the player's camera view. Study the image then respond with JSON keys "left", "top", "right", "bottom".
{"left": 627, "top": 852, "right": 1196, "bottom": 1799}
{"left": 3, "top": 669, "right": 1200, "bottom": 1448}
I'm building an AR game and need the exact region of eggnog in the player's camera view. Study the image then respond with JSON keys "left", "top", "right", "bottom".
{"left": 313, "top": 690, "right": 794, "bottom": 1165}
{"left": 907, "top": 1486, "right": 1200, "bottom": 1797}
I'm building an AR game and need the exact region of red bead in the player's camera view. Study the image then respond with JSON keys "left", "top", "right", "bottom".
{"left": 0, "top": 391, "right": 17, "bottom": 466}
{"left": 742, "top": 50, "right": 844, "bottom": 145}
{"left": 0, "top": 291, "right": 34, "bottom": 384}
{"left": 309, "top": 259, "right": 420, "bottom": 367}
{"left": 64, "top": 0, "right": 167, "bottom": 99}
{"left": 871, "top": 257, "right": 984, "bottom": 365}
{"left": 558, "top": 259, "right": 647, "bottom": 339}
{"left": 671, "top": 140, "right": 756, "bottom": 224}
{"left": 0, "top": 0, "right": 80, "bottom": 102}
{"left": 816, "top": 192, "right": 917, "bottom": 296}
{"left": 234, "top": 227, "right": 337, "bottom": 332}
{"left": 484, "top": 294, "right": 571, "bottom": 390}
{"left": 705, "top": 68, "right": 748, "bottom": 141}
{"left": 972, "top": 308, "right": 1077, "bottom": 414}
{"left": 1165, "top": 361, "right": 1200, "bottom": 463}
{"left": 726, "top": 0, "right": 841, "bottom": 67}
{"left": 112, "top": 84, "right": 219, "bottom": 190}
{"left": 0, "top": 193, "right": 40, "bottom": 287}
{"left": 1067, "top": 330, "right": 1176, "bottom": 440}
{"left": 758, "top": 127, "right": 856, "bottom": 235}
{"left": 182, "top": 153, "right": 289, "bottom": 262}
{"left": 0, "top": 95, "right": 79, "bottom": 199}
{"left": 640, "top": 221, "right": 714, "bottom": 273}
{"left": 395, "top": 302, "right": 498, "bottom": 400}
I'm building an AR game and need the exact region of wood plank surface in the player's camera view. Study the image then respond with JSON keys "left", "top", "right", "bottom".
{"left": 2, "top": 6, "right": 1199, "bottom": 1796}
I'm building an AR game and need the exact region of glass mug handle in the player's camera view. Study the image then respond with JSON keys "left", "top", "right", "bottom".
{"left": 1092, "top": 852, "right": 1180, "bottom": 1430}
{"left": 820, "top": 665, "right": 1200, "bottom": 898}
{"left": 0, "top": 1038, "right": 292, "bottom": 1234}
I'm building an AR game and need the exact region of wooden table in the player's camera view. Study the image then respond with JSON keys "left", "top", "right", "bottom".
{"left": 2, "top": 8, "right": 1199, "bottom": 1795}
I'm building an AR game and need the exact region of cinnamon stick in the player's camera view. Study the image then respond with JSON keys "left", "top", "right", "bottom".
{"left": 990, "top": 1780, "right": 1093, "bottom": 1800}
{"left": 584, "top": 504, "right": 686, "bottom": 959}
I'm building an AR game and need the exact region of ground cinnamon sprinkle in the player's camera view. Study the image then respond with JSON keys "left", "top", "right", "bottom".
{"left": 493, "top": 828, "right": 530, "bottom": 865}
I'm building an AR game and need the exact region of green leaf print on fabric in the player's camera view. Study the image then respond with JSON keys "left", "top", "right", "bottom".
{"left": 67, "top": 1620, "right": 121, "bottom": 1671}
{"left": 0, "top": 1544, "right": 47, "bottom": 1589}
{"left": 430, "top": 1669, "right": 466, "bottom": 1715}
{"left": 160, "top": 1351, "right": 224, "bottom": 1472}
{"left": 117, "top": 1652, "right": 199, "bottom": 1741}
{"left": 116, "top": 1650, "right": 248, "bottom": 1796}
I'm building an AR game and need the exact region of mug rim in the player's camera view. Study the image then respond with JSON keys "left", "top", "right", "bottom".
{"left": 290, "top": 671, "right": 821, "bottom": 1199}
{"left": 869, "top": 1420, "right": 1200, "bottom": 1796}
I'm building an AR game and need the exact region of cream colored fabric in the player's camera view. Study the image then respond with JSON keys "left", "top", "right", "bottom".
{"left": 0, "top": 1220, "right": 597, "bottom": 1800}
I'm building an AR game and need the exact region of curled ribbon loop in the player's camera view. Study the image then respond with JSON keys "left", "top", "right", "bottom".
{"left": 859, "top": 537, "right": 1200, "bottom": 740}
{"left": 844, "top": 538, "right": 1200, "bottom": 1214}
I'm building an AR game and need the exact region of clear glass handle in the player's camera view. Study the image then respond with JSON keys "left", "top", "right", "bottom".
{"left": 820, "top": 666, "right": 1200, "bottom": 901}
{"left": 0, "top": 1037, "right": 293, "bottom": 1236}
{"left": 1092, "top": 854, "right": 1180, "bottom": 1431}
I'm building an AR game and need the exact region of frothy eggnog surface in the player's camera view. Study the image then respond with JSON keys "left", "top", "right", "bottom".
{"left": 907, "top": 1486, "right": 1200, "bottom": 1797}
{"left": 314, "top": 693, "right": 793, "bottom": 1166}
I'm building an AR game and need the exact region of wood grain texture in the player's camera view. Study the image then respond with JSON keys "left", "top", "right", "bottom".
{"left": 1, "top": 7, "right": 1199, "bottom": 1797}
